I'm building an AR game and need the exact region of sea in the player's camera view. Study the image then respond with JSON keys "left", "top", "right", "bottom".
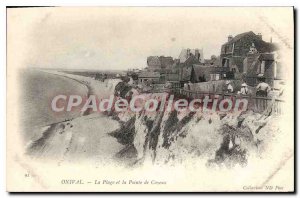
{"left": 20, "top": 69, "right": 88, "bottom": 142}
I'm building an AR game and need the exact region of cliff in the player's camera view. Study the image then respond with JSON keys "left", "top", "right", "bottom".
{"left": 110, "top": 84, "right": 281, "bottom": 168}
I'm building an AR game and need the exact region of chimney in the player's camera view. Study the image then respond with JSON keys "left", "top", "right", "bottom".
{"left": 257, "top": 33, "right": 262, "bottom": 40}
{"left": 228, "top": 35, "right": 233, "bottom": 42}
{"left": 187, "top": 48, "right": 191, "bottom": 57}
{"left": 195, "top": 49, "right": 200, "bottom": 60}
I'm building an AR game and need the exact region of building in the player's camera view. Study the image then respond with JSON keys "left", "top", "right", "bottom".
{"left": 243, "top": 51, "right": 282, "bottom": 86}
{"left": 147, "top": 56, "right": 161, "bottom": 71}
{"left": 147, "top": 56, "right": 174, "bottom": 71}
{"left": 203, "top": 56, "right": 220, "bottom": 67}
{"left": 220, "top": 31, "right": 277, "bottom": 75}
{"left": 190, "top": 65, "right": 229, "bottom": 82}
{"left": 165, "top": 73, "right": 180, "bottom": 82}
{"left": 179, "top": 66, "right": 192, "bottom": 82}
{"left": 138, "top": 71, "right": 160, "bottom": 84}
{"left": 178, "top": 48, "right": 204, "bottom": 64}
{"left": 178, "top": 64, "right": 230, "bottom": 83}
{"left": 160, "top": 56, "right": 174, "bottom": 69}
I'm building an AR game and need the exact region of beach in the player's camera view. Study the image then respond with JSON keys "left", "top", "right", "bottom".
{"left": 22, "top": 69, "right": 124, "bottom": 165}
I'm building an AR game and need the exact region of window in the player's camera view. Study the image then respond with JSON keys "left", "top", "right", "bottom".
{"left": 222, "top": 59, "right": 226, "bottom": 67}
{"left": 225, "top": 46, "right": 229, "bottom": 54}
{"left": 259, "top": 61, "right": 265, "bottom": 74}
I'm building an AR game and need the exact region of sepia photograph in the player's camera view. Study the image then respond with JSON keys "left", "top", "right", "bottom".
{"left": 6, "top": 6, "right": 294, "bottom": 192}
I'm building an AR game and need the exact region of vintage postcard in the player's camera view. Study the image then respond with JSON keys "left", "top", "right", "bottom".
{"left": 6, "top": 7, "right": 294, "bottom": 192}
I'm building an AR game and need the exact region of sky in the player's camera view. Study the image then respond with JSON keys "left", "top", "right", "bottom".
{"left": 7, "top": 7, "right": 293, "bottom": 70}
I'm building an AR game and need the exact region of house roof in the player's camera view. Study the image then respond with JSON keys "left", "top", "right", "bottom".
{"left": 147, "top": 56, "right": 161, "bottom": 67}
{"left": 222, "top": 31, "right": 278, "bottom": 54}
{"left": 181, "top": 67, "right": 192, "bottom": 81}
{"left": 224, "top": 31, "right": 256, "bottom": 45}
{"left": 203, "top": 58, "right": 220, "bottom": 66}
{"left": 166, "top": 73, "right": 180, "bottom": 81}
{"left": 178, "top": 55, "right": 200, "bottom": 67}
{"left": 159, "top": 56, "right": 174, "bottom": 68}
{"left": 191, "top": 65, "right": 210, "bottom": 81}
{"left": 178, "top": 49, "right": 190, "bottom": 63}
{"left": 193, "top": 64, "right": 230, "bottom": 74}
{"left": 138, "top": 71, "right": 160, "bottom": 78}
{"left": 147, "top": 56, "right": 174, "bottom": 69}
{"left": 178, "top": 48, "right": 202, "bottom": 63}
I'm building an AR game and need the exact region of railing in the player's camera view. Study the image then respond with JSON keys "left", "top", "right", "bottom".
{"left": 144, "top": 87, "right": 284, "bottom": 115}
{"left": 144, "top": 82, "right": 284, "bottom": 115}
{"left": 176, "top": 89, "right": 284, "bottom": 115}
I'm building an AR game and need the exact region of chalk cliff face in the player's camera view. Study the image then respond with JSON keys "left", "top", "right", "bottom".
{"left": 25, "top": 74, "right": 286, "bottom": 170}
{"left": 110, "top": 85, "right": 280, "bottom": 168}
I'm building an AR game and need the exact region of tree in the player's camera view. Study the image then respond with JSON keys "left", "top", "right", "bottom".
{"left": 211, "top": 55, "right": 217, "bottom": 61}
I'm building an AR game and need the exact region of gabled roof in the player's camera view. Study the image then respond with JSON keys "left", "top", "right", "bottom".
{"left": 178, "top": 48, "right": 202, "bottom": 63}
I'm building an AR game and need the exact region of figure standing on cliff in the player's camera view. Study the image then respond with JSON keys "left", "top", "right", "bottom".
{"left": 188, "top": 81, "right": 193, "bottom": 91}
{"left": 256, "top": 74, "right": 270, "bottom": 97}
{"left": 184, "top": 83, "right": 189, "bottom": 90}
{"left": 226, "top": 80, "right": 233, "bottom": 93}
{"left": 239, "top": 83, "right": 250, "bottom": 95}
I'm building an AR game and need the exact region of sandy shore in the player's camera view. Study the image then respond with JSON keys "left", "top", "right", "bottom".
{"left": 26, "top": 70, "right": 124, "bottom": 166}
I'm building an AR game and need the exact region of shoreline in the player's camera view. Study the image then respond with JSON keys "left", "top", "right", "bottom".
{"left": 25, "top": 70, "right": 125, "bottom": 165}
